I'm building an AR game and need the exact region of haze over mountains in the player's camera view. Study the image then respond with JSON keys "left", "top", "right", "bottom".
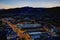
{"left": 0, "top": 7, "right": 60, "bottom": 26}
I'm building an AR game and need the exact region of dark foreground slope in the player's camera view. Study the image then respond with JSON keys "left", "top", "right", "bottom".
{"left": 0, "top": 7, "right": 60, "bottom": 26}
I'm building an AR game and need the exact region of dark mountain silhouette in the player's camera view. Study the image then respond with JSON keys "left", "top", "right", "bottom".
{"left": 0, "top": 7, "right": 60, "bottom": 26}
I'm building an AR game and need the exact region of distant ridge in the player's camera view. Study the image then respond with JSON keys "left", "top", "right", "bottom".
{"left": 0, "top": 6, "right": 60, "bottom": 10}
{"left": 0, "top": 6, "right": 60, "bottom": 15}
{"left": 0, "top": 6, "right": 60, "bottom": 16}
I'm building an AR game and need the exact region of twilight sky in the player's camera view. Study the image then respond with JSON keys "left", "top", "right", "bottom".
{"left": 0, "top": 0, "right": 60, "bottom": 9}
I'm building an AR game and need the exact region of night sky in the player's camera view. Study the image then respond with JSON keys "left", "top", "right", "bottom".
{"left": 0, "top": 0, "right": 60, "bottom": 9}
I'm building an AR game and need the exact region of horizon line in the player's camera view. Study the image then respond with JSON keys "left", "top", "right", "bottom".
{"left": 0, "top": 6, "right": 60, "bottom": 9}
